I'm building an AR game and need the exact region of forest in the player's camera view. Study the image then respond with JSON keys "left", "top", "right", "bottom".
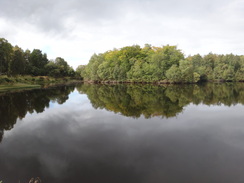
{"left": 0, "top": 38, "right": 76, "bottom": 77}
{"left": 2, "top": 37, "right": 244, "bottom": 83}
{"left": 78, "top": 44, "right": 244, "bottom": 83}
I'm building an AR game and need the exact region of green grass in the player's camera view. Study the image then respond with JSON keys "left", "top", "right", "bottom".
{"left": 0, "top": 83, "right": 41, "bottom": 92}
{"left": 0, "top": 75, "right": 82, "bottom": 92}
{"left": 0, "top": 75, "right": 81, "bottom": 84}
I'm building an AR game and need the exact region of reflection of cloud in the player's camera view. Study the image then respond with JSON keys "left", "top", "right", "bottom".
{"left": 0, "top": 130, "right": 3, "bottom": 143}
{"left": 1, "top": 91, "right": 244, "bottom": 182}
{"left": 187, "top": 103, "right": 235, "bottom": 111}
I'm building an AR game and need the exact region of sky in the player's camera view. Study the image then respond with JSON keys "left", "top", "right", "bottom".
{"left": 0, "top": 0, "right": 244, "bottom": 69}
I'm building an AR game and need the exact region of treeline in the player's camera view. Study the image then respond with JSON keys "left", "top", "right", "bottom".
{"left": 76, "top": 83, "right": 244, "bottom": 119}
{"left": 0, "top": 38, "right": 76, "bottom": 77}
{"left": 77, "top": 44, "right": 244, "bottom": 83}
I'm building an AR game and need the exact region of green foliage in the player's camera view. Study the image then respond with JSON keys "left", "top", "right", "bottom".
{"left": 9, "top": 46, "right": 25, "bottom": 75}
{"left": 45, "top": 57, "right": 75, "bottom": 77}
{"left": 2, "top": 36, "right": 244, "bottom": 83}
{"left": 0, "top": 38, "right": 76, "bottom": 78}
{"left": 28, "top": 49, "right": 48, "bottom": 76}
{"left": 0, "top": 75, "right": 79, "bottom": 86}
{"left": 0, "top": 38, "right": 13, "bottom": 75}
{"left": 83, "top": 45, "right": 184, "bottom": 82}
{"left": 179, "top": 59, "right": 201, "bottom": 83}
{"left": 166, "top": 65, "right": 181, "bottom": 83}
{"left": 83, "top": 44, "right": 244, "bottom": 83}
{"left": 0, "top": 75, "right": 14, "bottom": 83}
{"left": 85, "top": 54, "right": 104, "bottom": 81}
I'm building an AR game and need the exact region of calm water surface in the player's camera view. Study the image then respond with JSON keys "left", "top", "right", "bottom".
{"left": 0, "top": 83, "right": 244, "bottom": 183}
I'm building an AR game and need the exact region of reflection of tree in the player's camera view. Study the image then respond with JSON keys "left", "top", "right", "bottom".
{"left": 77, "top": 84, "right": 184, "bottom": 118}
{"left": 0, "top": 129, "right": 3, "bottom": 143}
{"left": 77, "top": 83, "right": 244, "bottom": 119}
{"left": 0, "top": 85, "right": 75, "bottom": 143}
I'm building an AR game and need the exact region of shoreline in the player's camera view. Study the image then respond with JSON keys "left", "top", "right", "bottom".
{"left": 0, "top": 76, "right": 83, "bottom": 92}
{"left": 83, "top": 80, "right": 244, "bottom": 85}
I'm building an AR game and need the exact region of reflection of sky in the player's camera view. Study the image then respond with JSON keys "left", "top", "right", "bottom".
{"left": 1, "top": 91, "right": 244, "bottom": 183}
{"left": 48, "top": 89, "right": 91, "bottom": 109}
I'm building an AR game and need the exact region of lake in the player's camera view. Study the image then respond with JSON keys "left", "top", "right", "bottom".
{"left": 0, "top": 83, "right": 244, "bottom": 183}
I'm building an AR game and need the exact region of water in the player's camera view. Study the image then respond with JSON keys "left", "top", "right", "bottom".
{"left": 0, "top": 83, "right": 244, "bottom": 183}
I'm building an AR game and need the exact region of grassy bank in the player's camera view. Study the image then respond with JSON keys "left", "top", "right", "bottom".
{"left": 0, "top": 75, "right": 83, "bottom": 92}
{"left": 0, "top": 83, "right": 41, "bottom": 92}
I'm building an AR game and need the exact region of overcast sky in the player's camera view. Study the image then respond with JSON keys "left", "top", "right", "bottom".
{"left": 0, "top": 0, "right": 243, "bottom": 69}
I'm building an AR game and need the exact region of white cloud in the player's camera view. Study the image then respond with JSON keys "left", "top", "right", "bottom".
{"left": 1, "top": 0, "right": 244, "bottom": 69}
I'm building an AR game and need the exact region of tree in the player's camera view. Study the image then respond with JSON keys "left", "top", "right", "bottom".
{"left": 166, "top": 64, "right": 181, "bottom": 83}
{"left": 83, "top": 44, "right": 185, "bottom": 82}
{"left": 85, "top": 54, "right": 104, "bottom": 81}
{"left": 45, "top": 61, "right": 60, "bottom": 77}
{"left": 67, "top": 66, "right": 75, "bottom": 77}
{"left": 202, "top": 53, "right": 217, "bottom": 80}
{"left": 180, "top": 59, "right": 200, "bottom": 83}
{"left": 29, "top": 49, "right": 48, "bottom": 75}
{"left": 44, "top": 58, "right": 75, "bottom": 77}
{"left": 144, "top": 45, "right": 184, "bottom": 81}
{"left": 117, "top": 45, "right": 144, "bottom": 81}
{"left": 55, "top": 57, "right": 69, "bottom": 76}
{"left": 76, "top": 65, "right": 86, "bottom": 78}
{"left": 9, "top": 46, "right": 25, "bottom": 75}
{"left": 24, "top": 49, "right": 31, "bottom": 75}
{"left": 0, "top": 38, "right": 13, "bottom": 75}
{"left": 127, "top": 59, "right": 144, "bottom": 81}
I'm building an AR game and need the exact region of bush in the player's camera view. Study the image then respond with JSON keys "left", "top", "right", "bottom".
{"left": 0, "top": 76, "right": 14, "bottom": 83}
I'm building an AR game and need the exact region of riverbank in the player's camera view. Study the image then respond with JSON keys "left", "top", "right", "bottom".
{"left": 84, "top": 79, "right": 183, "bottom": 84}
{"left": 83, "top": 79, "right": 244, "bottom": 84}
{"left": 0, "top": 75, "right": 83, "bottom": 92}
{"left": 0, "top": 83, "right": 41, "bottom": 92}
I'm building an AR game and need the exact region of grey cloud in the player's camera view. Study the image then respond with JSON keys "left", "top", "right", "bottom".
{"left": 0, "top": 0, "right": 126, "bottom": 33}
{"left": 1, "top": 0, "right": 62, "bottom": 32}
{"left": 0, "top": 0, "right": 234, "bottom": 34}
{"left": 1, "top": 0, "right": 244, "bottom": 65}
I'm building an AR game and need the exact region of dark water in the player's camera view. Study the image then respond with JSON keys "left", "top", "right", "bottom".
{"left": 1, "top": 83, "right": 244, "bottom": 183}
